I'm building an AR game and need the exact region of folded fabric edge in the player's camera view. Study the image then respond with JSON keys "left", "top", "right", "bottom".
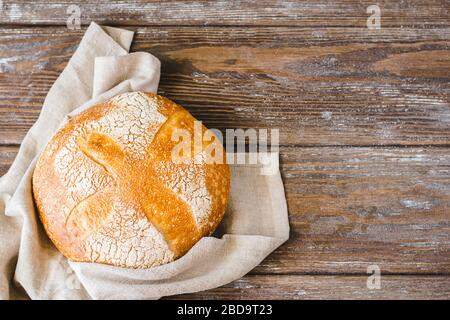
{"left": 69, "top": 233, "right": 287, "bottom": 282}
{"left": 100, "top": 24, "right": 135, "bottom": 52}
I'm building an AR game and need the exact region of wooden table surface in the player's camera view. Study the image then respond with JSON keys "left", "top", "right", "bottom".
{"left": 0, "top": 1, "right": 449, "bottom": 299}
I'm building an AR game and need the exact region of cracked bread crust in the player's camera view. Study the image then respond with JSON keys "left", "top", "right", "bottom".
{"left": 32, "top": 92, "right": 230, "bottom": 269}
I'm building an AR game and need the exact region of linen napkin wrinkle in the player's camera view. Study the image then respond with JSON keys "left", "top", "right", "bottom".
{"left": 0, "top": 22, "right": 289, "bottom": 300}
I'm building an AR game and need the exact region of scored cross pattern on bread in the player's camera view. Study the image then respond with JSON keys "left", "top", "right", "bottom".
{"left": 33, "top": 92, "right": 230, "bottom": 268}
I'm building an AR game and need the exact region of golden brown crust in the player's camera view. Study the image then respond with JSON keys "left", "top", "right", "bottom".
{"left": 32, "top": 92, "right": 230, "bottom": 268}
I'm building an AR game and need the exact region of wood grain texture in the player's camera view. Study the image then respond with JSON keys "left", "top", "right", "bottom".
{"left": 262, "top": 146, "right": 450, "bottom": 274}
{"left": 2, "top": 145, "right": 449, "bottom": 274}
{"left": 1, "top": 0, "right": 449, "bottom": 299}
{"left": 0, "top": 0, "right": 448, "bottom": 28}
{"left": 170, "top": 275, "right": 450, "bottom": 299}
{"left": 0, "top": 27, "right": 449, "bottom": 146}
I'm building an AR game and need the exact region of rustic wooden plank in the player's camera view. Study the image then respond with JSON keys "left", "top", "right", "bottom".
{"left": 0, "top": 0, "right": 449, "bottom": 28}
{"left": 170, "top": 275, "right": 450, "bottom": 299}
{"left": 0, "top": 27, "right": 449, "bottom": 146}
{"left": 2, "top": 145, "right": 449, "bottom": 274}
{"left": 258, "top": 146, "right": 450, "bottom": 274}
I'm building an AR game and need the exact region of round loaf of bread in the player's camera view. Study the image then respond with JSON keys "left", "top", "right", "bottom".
{"left": 32, "top": 92, "right": 230, "bottom": 269}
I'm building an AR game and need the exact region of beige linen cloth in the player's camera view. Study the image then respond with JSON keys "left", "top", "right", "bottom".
{"left": 0, "top": 22, "right": 289, "bottom": 300}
